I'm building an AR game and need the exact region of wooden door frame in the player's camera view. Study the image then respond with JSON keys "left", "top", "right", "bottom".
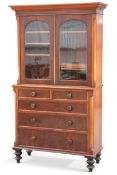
{"left": 55, "top": 14, "right": 92, "bottom": 86}
{"left": 20, "top": 15, "right": 54, "bottom": 84}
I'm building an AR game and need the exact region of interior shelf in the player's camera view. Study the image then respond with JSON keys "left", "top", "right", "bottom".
{"left": 61, "top": 31, "right": 87, "bottom": 34}
{"left": 25, "top": 53, "right": 50, "bottom": 57}
{"left": 60, "top": 63, "right": 87, "bottom": 71}
{"left": 25, "top": 31, "right": 50, "bottom": 34}
{"left": 25, "top": 42, "right": 50, "bottom": 45}
{"left": 25, "top": 30, "right": 87, "bottom": 34}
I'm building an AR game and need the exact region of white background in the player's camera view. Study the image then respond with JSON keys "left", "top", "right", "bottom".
{"left": 0, "top": 0, "right": 116, "bottom": 174}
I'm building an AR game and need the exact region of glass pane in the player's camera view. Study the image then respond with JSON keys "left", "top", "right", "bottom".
{"left": 25, "top": 21, "right": 50, "bottom": 79}
{"left": 60, "top": 20, "right": 87, "bottom": 81}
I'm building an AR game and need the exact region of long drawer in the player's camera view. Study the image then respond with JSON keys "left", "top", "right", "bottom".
{"left": 18, "top": 100, "right": 88, "bottom": 114}
{"left": 19, "top": 113, "right": 87, "bottom": 131}
{"left": 18, "top": 128, "right": 87, "bottom": 152}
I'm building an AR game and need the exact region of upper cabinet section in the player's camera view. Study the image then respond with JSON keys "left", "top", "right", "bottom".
{"left": 10, "top": 3, "right": 107, "bottom": 87}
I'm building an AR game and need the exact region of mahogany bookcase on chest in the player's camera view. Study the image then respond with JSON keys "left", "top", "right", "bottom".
{"left": 10, "top": 3, "right": 107, "bottom": 172}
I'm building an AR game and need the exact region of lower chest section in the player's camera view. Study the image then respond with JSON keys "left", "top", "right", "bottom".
{"left": 15, "top": 87, "right": 92, "bottom": 154}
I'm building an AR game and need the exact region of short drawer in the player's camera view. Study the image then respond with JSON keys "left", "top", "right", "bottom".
{"left": 18, "top": 100, "right": 88, "bottom": 114}
{"left": 19, "top": 113, "right": 87, "bottom": 131}
{"left": 19, "top": 128, "right": 87, "bottom": 152}
{"left": 52, "top": 90, "right": 87, "bottom": 100}
{"left": 19, "top": 89, "right": 50, "bottom": 98}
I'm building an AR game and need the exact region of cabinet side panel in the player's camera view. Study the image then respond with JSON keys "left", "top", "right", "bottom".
{"left": 88, "top": 91, "right": 94, "bottom": 155}
{"left": 96, "top": 14, "right": 103, "bottom": 86}
{"left": 91, "top": 14, "right": 96, "bottom": 87}
{"left": 92, "top": 14, "right": 103, "bottom": 87}
{"left": 16, "top": 16, "right": 21, "bottom": 83}
{"left": 93, "top": 87, "right": 102, "bottom": 153}
{"left": 13, "top": 87, "right": 19, "bottom": 146}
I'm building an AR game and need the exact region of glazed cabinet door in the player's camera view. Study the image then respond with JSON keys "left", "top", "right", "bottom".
{"left": 55, "top": 15, "right": 92, "bottom": 86}
{"left": 20, "top": 16, "right": 54, "bottom": 84}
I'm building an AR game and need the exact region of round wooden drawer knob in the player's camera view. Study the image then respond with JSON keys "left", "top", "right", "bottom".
{"left": 66, "top": 139, "right": 73, "bottom": 145}
{"left": 66, "top": 92, "right": 72, "bottom": 99}
{"left": 30, "top": 117, "right": 36, "bottom": 123}
{"left": 66, "top": 105, "right": 72, "bottom": 111}
{"left": 31, "top": 136, "right": 37, "bottom": 140}
{"left": 66, "top": 120, "right": 73, "bottom": 126}
{"left": 31, "top": 91, "right": 37, "bottom": 97}
{"left": 30, "top": 103, "right": 36, "bottom": 109}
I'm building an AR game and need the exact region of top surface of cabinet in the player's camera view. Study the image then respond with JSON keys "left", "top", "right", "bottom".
{"left": 10, "top": 2, "right": 107, "bottom": 12}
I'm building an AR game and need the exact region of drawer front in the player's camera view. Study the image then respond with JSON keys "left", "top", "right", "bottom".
{"left": 19, "top": 113, "right": 87, "bottom": 131}
{"left": 19, "top": 129, "right": 87, "bottom": 152}
{"left": 19, "top": 89, "right": 50, "bottom": 98}
{"left": 53, "top": 90, "right": 87, "bottom": 100}
{"left": 18, "top": 100, "right": 87, "bottom": 114}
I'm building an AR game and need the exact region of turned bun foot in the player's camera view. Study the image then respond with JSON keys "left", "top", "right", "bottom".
{"left": 86, "top": 157, "right": 95, "bottom": 172}
{"left": 26, "top": 150, "right": 32, "bottom": 156}
{"left": 95, "top": 152, "right": 101, "bottom": 164}
{"left": 14, "top": 149, "right": 22, "bottom": 163}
